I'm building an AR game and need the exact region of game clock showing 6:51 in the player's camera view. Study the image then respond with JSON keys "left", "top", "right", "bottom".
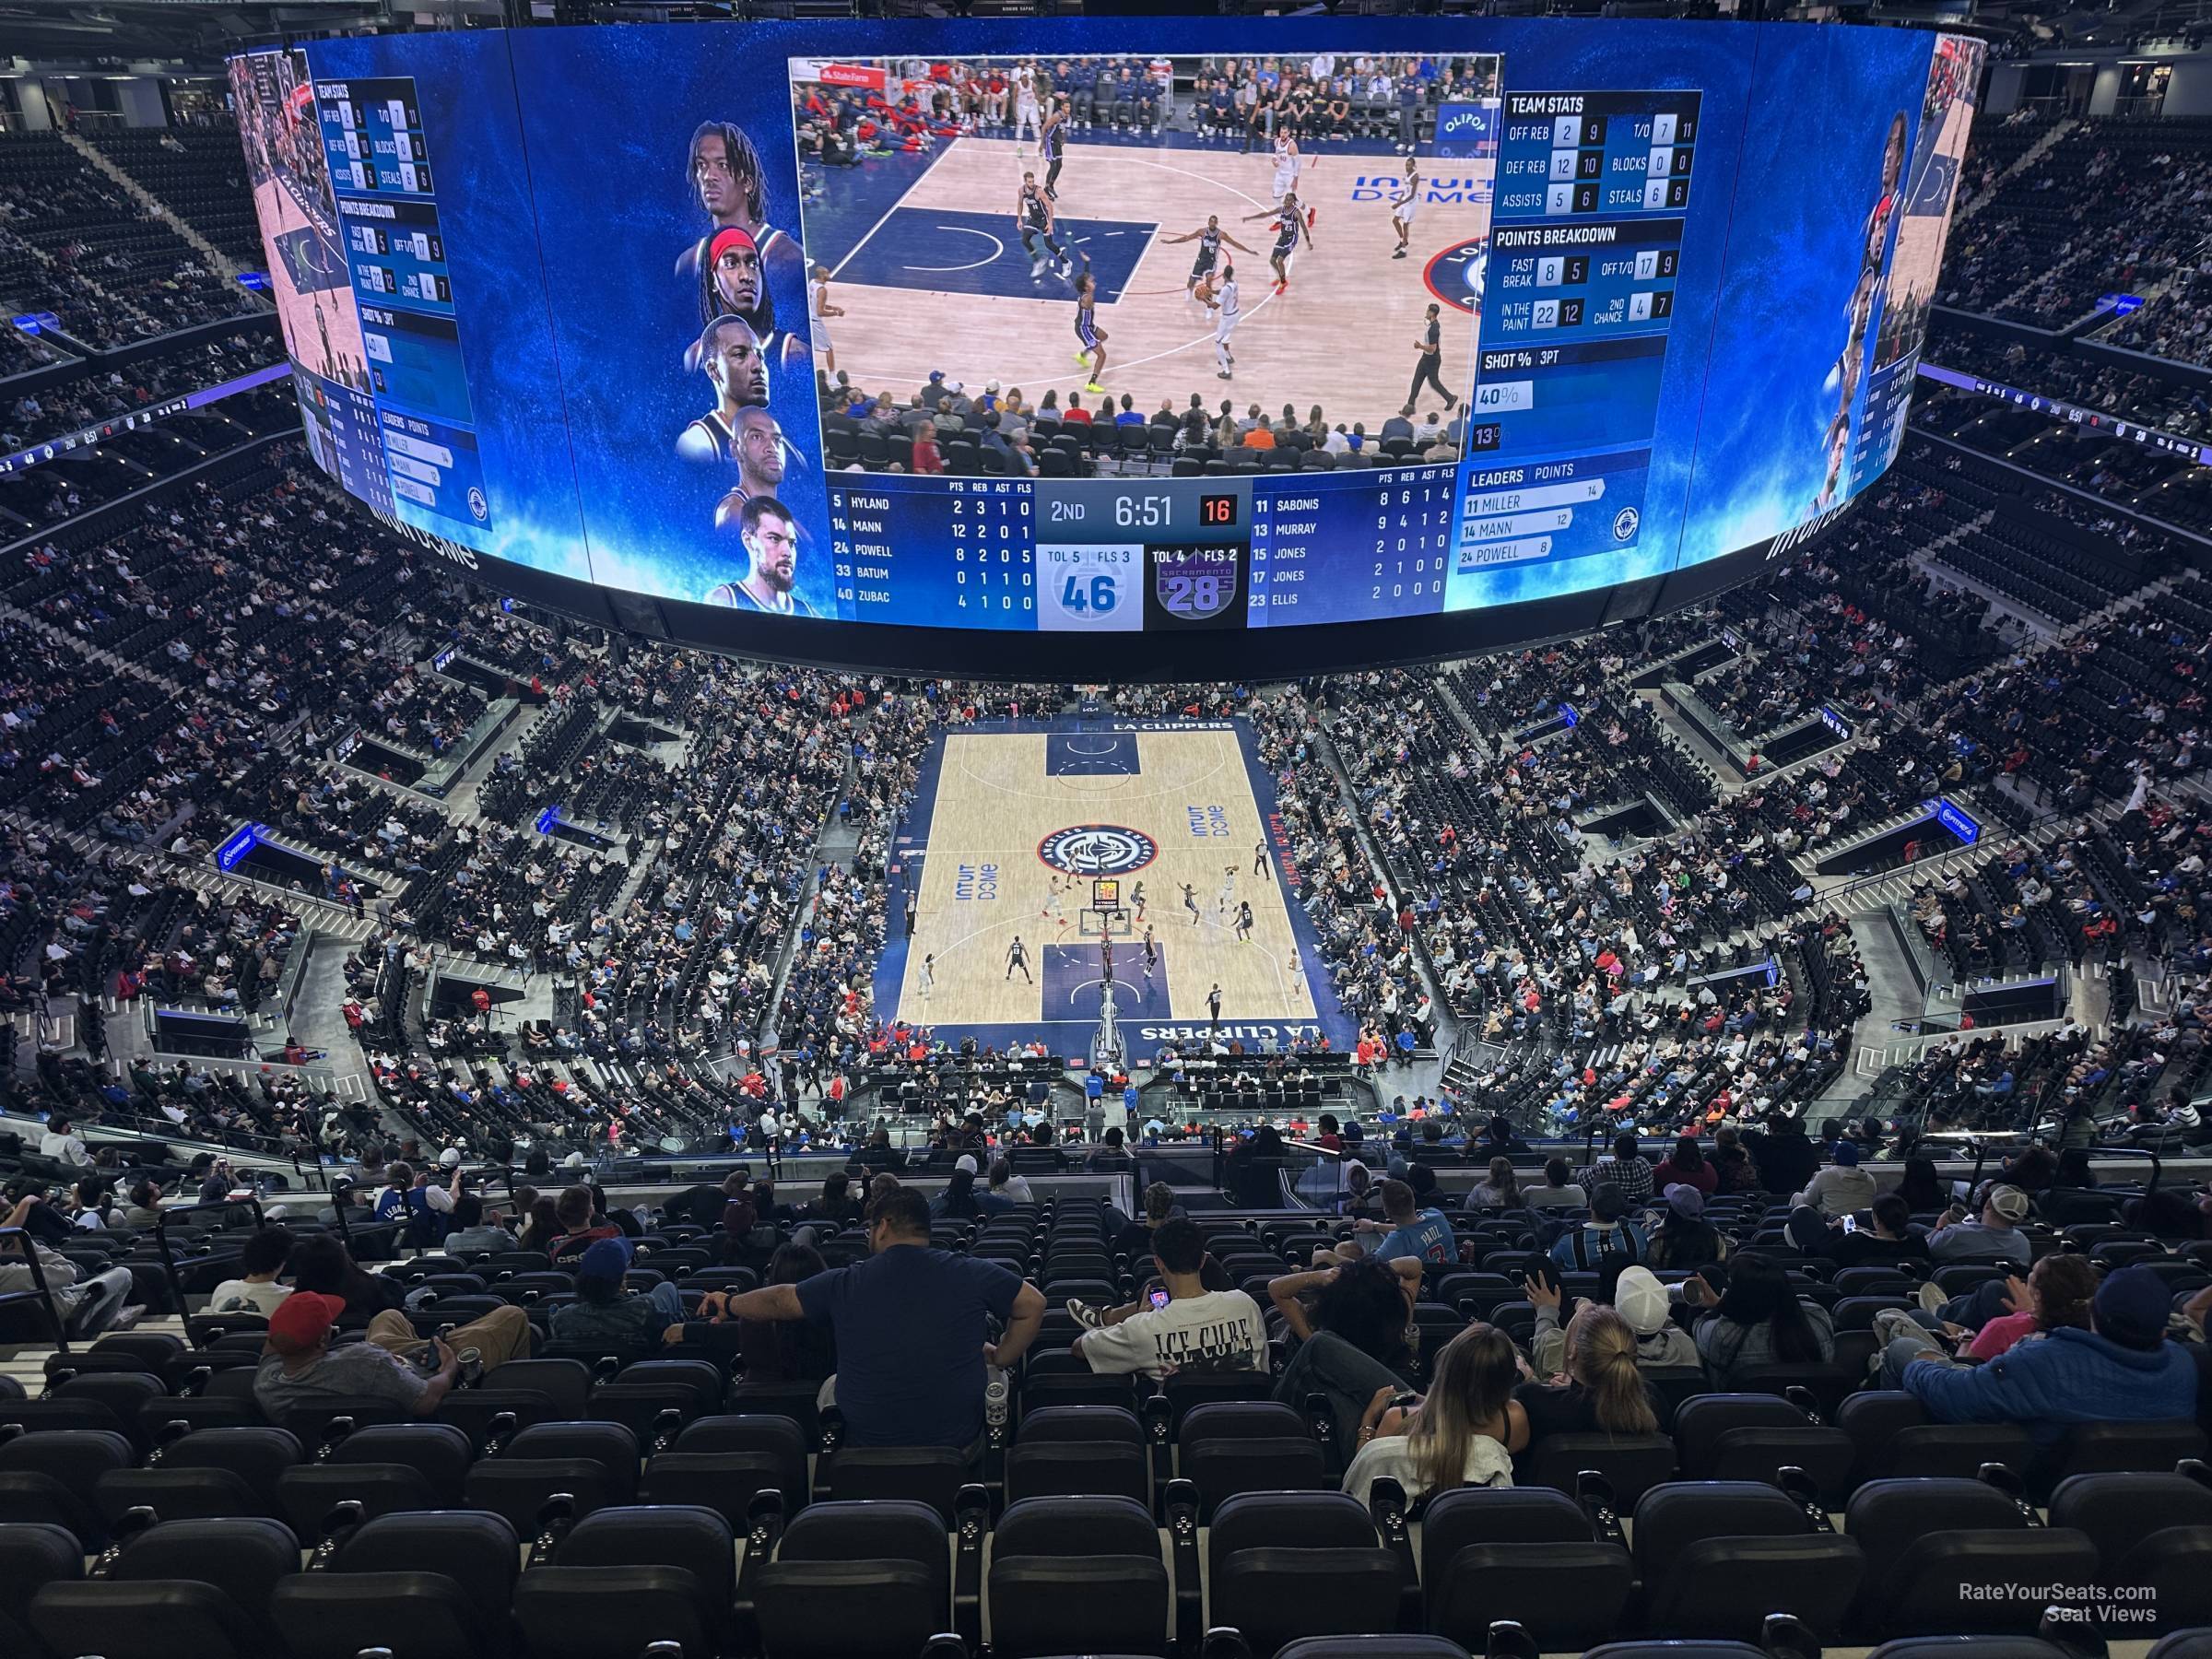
{"left": 1036, "top": 479, "right": 1253, "bottom": 634}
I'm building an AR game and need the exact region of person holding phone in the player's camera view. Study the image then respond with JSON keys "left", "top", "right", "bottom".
{"left": 1072, "top": 1217, "right": 1264, "bottom": 1380}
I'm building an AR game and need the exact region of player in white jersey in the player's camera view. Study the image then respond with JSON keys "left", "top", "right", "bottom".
{"left": 1390, "top": 157, "right": 1420, "bottom": 260}
{"left": 1043, "top": 875, "right": 1068, "bottom": 929}
{"left": 1013, "top": 64, "right": 1043, "bottom": 148}
{"left": 1204, "top": 266, "right": 1242, "bottom": 380}
{"left": 1217, "top": 865, "right": 1237, "bottom": 914}
{"left": 809, "top": 264, "right": 842, "bottom": 373}
{"left": 1270, "top": 135, "right": 1305, "bottom": 207}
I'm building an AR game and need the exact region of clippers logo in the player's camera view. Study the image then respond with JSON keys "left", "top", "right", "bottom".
{"left": 1038, "top": 824, "right": 1159, "bottom": 877}
{"left": 1425, "top": 235, "right": 1489, "bottom": 314}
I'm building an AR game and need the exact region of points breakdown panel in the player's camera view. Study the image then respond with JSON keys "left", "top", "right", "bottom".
{"left": 312, "top": 76, "right": 491, "bottom": 538}
{"left": 1462, "top": 89, "right": 1702, "bottom": 592}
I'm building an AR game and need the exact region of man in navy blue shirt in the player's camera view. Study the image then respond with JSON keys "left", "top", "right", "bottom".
{"left": 715, "top": 1186, "right": 1045, "bottom": 1448}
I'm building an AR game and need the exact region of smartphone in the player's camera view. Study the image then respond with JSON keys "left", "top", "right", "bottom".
{"left": 1147, "top": 1288, "right": 1171, "bottom": 1310}
{"left": 1841, "top": 1215, "right": 1858, "bottom": 1234}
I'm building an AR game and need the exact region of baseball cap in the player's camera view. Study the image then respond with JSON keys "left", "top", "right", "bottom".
{"left": 1664, "top": 1182, "right": 1704, "bottom": 1218}
{"left": 561, "top": 1152, "right": 588, "bottom": 1170}
{"left": 438, "top": 1147, "right": 463, "bottom": 1170}
{"left": 266, "top": 1290, "right": 347, "bottom": 1356}
{"left": 2094, "top": 1264, "right": 2171, "bottom": 1348}
{"left": 954, "top": 1154, "right": 979, "bottom": 1175}
{"left": 1613, "top": 1265, "right": 1670, "bottom": 1336}
{"left": 1591, "top": 1182, "right": 1628, "bottom": 1221}
{"left": 985, "top": 379, "right": 1002, "bottom": 394}
{"left": 1832, "top": 1141, "right": 1861, "bottom": 1167}
{"left": 577, "top": 1238, "right": 633, "bottom": 1282}
{"left": 1988, "top": 1184, "right": 2030, "bottom": 1222}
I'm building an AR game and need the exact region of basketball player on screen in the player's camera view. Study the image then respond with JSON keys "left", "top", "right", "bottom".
{"left": 1243, "top": 194, "right": 1312, "bottom": 296}
{"left": 1269, "top": 133, "right": 1312, "bottom": 229}
{"left": 809, "top": 265, "right": 842, "bottom": 375}
{"left": 1016, "top": 171, "right": 1073, "bottom": 284}
{"left": 1013, "top": 62, "right": 1044, "bottom": 151}
{"left": 677, "top": 316, "right": 769, "bottom": 462}
{"left": 696, "top": 225, "right": 803, "bottom": 370}
{"left": 1162, "top": 215, "right": 1253, "bottom": 300}
{"left": 1073, "top": 268, "right": 1109, "bottom": 395}
{"left": 712, "top": 407, "right": 788, "bottom": 529}
{"left": 1810, "top": 414, "right": 1851, "bottom": 514}
{"left": 680, "top": 121, "right": 804, "bottom": 300}
{"left": 1390, "top": 157, "right": 1421, "bottom": 260}
{"left": 704, "top": 496, "right": 818, "bottom": 617}
{"left": 1040, "top": 99, "right": 1070, "bottom": 201}
{"left": 1202, "top": 265, "right": 1241, "bottom": 381}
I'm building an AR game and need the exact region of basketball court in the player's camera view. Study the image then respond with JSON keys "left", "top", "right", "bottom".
{"left": 794, "top": 57, "right": 1499, "bottom": 445}
{"left": 875, "top": 718, "right": 1354, "bottom": 1056}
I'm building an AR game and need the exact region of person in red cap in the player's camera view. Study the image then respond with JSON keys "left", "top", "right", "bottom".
{"left": 253, "top": 1290, "right": 470, "bottom": 1422}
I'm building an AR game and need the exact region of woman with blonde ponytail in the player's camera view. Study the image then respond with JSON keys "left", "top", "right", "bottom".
{"left": 1515, "top": 1302, "right": 1660, "bottom": 1443}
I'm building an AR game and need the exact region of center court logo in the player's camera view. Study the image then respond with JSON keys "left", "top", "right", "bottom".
{"left": 1425, "top": 235, "right": 1488, "bottom": 314}
{"left": 1038, "top": 824, "right": 1158, "bottom": 877}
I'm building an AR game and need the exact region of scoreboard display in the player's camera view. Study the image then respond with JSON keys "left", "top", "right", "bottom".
{"left": 231, "top": 19, "right": 1982, "bottom": 676}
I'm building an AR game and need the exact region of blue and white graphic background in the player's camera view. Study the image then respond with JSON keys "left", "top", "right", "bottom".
{"left": 259, "top": 19, "right": 1957, "bottom": 626}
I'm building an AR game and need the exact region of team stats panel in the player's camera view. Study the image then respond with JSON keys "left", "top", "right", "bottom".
{"left": 1463, "top": 89, "right": 1702, "bottom": 590}
{"left": 312, "top": 76, "right": 492, "bottom": 539}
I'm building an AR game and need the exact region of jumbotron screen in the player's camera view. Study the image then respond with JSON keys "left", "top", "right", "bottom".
{"left": 230, "top": 20, "right": 1979, "bottom": 675}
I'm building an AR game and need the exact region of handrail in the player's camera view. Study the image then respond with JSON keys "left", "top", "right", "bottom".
{"left": 0, "top": 1224, "right": 72, "bottom": 1354}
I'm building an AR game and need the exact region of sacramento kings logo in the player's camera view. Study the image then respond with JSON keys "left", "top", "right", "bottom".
{"left": 1038, "top": 824, "right": 1159, "bottom": 877}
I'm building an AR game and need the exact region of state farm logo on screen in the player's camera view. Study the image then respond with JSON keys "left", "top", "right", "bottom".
{"left": 1038, "top": 825, "right": 1159, "bottom": 877}
{"left": 1425, "top": 235, "right": 1488, "bottom": 315}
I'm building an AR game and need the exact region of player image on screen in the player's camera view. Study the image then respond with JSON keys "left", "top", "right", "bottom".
{"left": 788, "top": 50, "right": 1498, "bottom": 475}
{"left": 704, "top": 494, "right": 818, "bottom": 617}
{"left": 712, "top": 407, "right": 790, "bottom": 529}
{"left": 1862, "top": 112, "right": 1909, "bottom": 276}
{"left": 677, "top": 314, "right": 770, "bottom": 461}
{"left": 696, "top": 225, "right": 805, "bottom": 371}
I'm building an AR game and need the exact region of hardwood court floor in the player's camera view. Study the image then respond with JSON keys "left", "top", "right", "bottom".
{"left": 815, "top": 135, "right": 1493, "bottom": 440}
{"left": 899, "top": 725, "right": 1319, "bottom": 1032}
{"left": 252, "top": 173, "right": 366, "bottom": 384}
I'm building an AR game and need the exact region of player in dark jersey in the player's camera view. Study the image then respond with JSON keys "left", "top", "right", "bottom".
{"left": 1241, "top": 192, "right": 1312, "bottom": 295}
{"left": 1015, "top": 171, "right": 1073, "bottom": 284}
{"left": 1162, "top": 214, "right": 1254, "bottom": 298}
{"left": 1861, "top": 111, "right": 1909, "bottom": 274}
{"left": 677, "top": 315, "right": 768, "bottom": 463}
{"left": 1073, "top": 267, "right": 1108, "bottom": 395}
{"left": 704, "top": 495, "right": 818, "bottom": 617}
{"left": 1041, "top": 99, "right": 1070, "bottom": 200}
